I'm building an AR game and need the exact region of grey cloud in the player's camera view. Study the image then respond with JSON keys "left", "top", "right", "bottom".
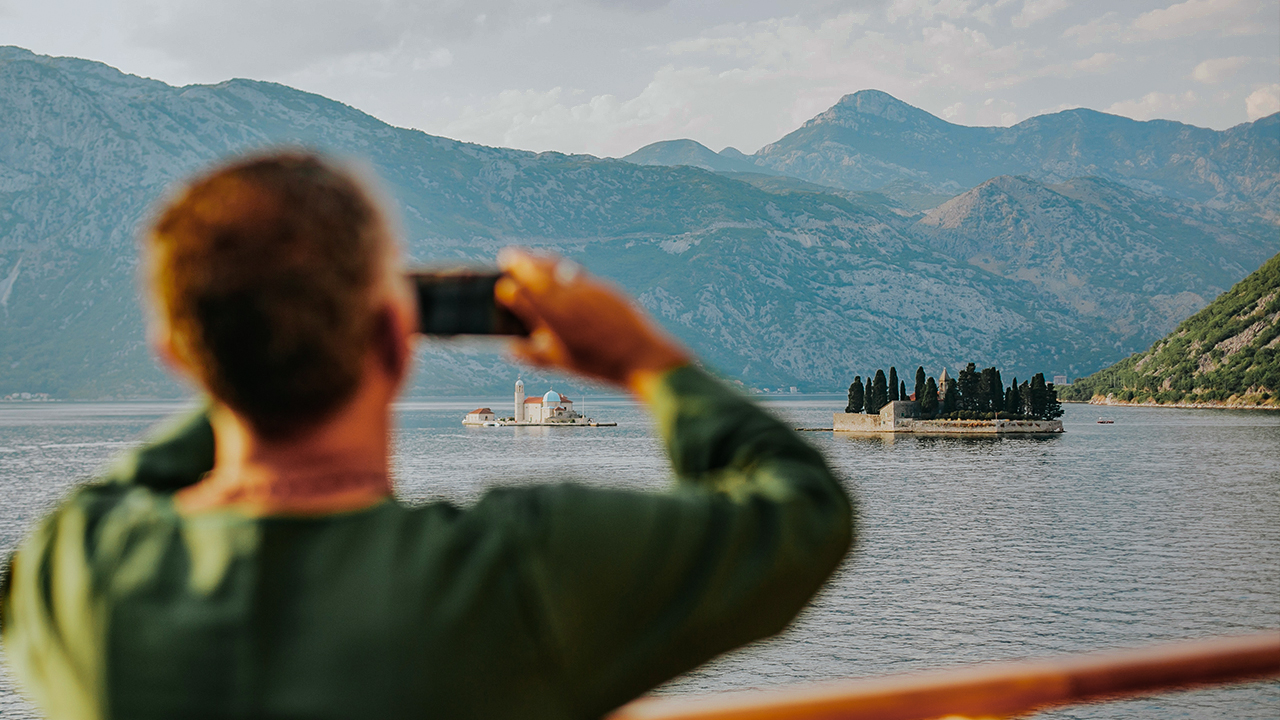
{"left": 589, "top": 0, "right": 672, "bottom": 10}
{"left": 130, "top": 0, "right": 542, "bottom": 77}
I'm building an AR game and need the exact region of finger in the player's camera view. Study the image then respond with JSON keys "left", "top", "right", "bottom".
{"left": 497, "top": 247, "right": 559, "bottom": 294}
{"left": 508, "top": 328, "right": 560, "bottom": 368}
{"left": 494, "top": 276, "right": 545, "bottom": 328}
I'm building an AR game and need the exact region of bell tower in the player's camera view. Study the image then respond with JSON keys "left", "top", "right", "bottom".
{"left": 514, "top": 377, "right": 525, "bottom": 423}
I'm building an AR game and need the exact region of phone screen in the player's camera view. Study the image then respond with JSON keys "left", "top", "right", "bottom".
{"left": 410, "top": 270, "right": 529, "bottom": 336}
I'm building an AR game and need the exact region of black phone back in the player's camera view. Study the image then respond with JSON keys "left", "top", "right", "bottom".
{"left": 410, "top": 270, "right": 529, "bottom": 336}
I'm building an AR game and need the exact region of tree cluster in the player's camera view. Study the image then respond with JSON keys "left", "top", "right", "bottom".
{"left": 845, "top": 363, "right": 1064, "bottom": 420}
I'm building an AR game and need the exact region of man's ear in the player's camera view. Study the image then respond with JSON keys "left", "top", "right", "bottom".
{"left": 372, "top": 293, "right": 415, "bottom": 386}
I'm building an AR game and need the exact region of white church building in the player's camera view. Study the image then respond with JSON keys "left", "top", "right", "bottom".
{"left": 463, "top": 378, "right": 615, "bottom": 426}
{"left": 514, "top": 377, "right": 578, "bottom": 423}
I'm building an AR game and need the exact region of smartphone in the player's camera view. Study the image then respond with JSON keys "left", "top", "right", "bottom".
{"left": 409, "top": 269, "right": 529, "bottom": 336}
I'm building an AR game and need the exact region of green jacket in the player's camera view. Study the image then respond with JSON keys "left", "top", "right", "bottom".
{"left": 1, "top": 366, "right": 853, "bottom": 719}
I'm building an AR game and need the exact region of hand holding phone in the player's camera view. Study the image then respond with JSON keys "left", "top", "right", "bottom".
{"left": 494, "top": 249, "right": 690, "bottom": 396}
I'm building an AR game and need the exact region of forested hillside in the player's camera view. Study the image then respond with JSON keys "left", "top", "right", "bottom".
{"left": 1061, "top": 254, "right": 1280, "bottom": 408}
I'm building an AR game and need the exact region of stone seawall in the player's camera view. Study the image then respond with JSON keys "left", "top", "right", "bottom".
{"left": 833, "top": 412, "right": 1063, "bottom": 434}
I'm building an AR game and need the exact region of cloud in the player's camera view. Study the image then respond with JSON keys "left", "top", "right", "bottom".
{"left": 129, "top": 0, "right": 533, "bottom": 77}
{"left": 1062, "top": 12, "right": 1122, "bottom": 46}
{"left": 1245, "top": 84, "right": 1280, "bottom": 120}
{"left": 441, "top": 65, "right": 786, "bottom": 156}
{"left": 445, "top": 10, "right": 1043, "bottom": 155}
{"left": 1129, "top": 0, "right": 1260, "bottom": 42}
{"left": 1190, "top": 56, "right": 1249, "bottom": 84}
{"left": 1105, "top": 90, "right": 1198, "bottom": 120}
{"left": 1011, "top": 0, "right": 1068, "bottom": 29}
{"left": 886, "top": 0, "right": 977, "bottom": 24}
{"left": 1072, "top": 52, "right": 1119, "bottom": 73}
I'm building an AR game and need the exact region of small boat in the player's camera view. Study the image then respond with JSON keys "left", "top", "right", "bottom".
{"left": 1096, "top": 417, "right": 1114, "bottom": 424}
{"left": 482, "top": 421, "right": 501, "bottom": 427}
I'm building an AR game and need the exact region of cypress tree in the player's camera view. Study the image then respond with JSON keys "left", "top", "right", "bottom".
{"left": 914, "top": 366, "right": 926, "bottom": 403}
{"left": 977, "top": 367, "right": 995, "bottom": 413}
{"left": 1044, "top": 381, "right": 1064, "bottom": 419}
{"left": 888, "top": 367, "right": 900, "bottom": 401}
{"left": 990, "top": 368, "right": 1003, "bottom": 413}
{"left": 870, "top": 369, "right": 889, "bottom": 413}
{"left": 1019, "top": 380, "right": 1032, "bottom": 416}
{"left": 957, "top": 363, "right": 980, "bottom": 412}
{"left": 1029, "top": 373, "right": 1049, "bottom": 419}
{"left": 1005, "top": 377, "right": 1020, "bottom": 415}
{"left": 921, "top": 376, "right": 939, "bottom": 417}
{"left": 846, "top": 377, "right": 864, "bottom": 413}
{"left": 865, "top": 376, "right": 875, "bottom": 414}
{"left": 900, "top": 380, "right": 908, "bottom": 403}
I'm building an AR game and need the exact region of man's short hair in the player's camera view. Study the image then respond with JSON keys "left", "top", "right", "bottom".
{"left": 148, "top": 151, "right": 390, "bottom": 439}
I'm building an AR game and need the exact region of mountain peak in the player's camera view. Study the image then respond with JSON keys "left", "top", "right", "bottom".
{"left": 825, "top": 90, "right": 932, "bottom": 124}
{"left": 622, "top": 138, "right": 766, "bottom": 174}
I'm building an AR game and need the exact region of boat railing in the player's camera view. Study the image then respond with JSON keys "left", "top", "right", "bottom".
{"left": 609, "top": 632, "right": 1280, "bottom": 720}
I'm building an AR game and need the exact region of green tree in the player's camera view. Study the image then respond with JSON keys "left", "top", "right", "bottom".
{"left": 957, "top": 363, "right": 981, "bottom": 412}
{"left": 1029, "top": 373, "right": 1049, "bottom": 419}
{"left": 888, "top": 367, "right": 900, "bottom": 401}
{"left": 1044, "top": 382, "right": 1064, "bottom": 420}
{"left": 899, "top": 380, "right": 908, "bottom": 403}
{"left": 845, "top": 377, "right": 864, "bottom": 413}
{"left": 1019, "top": 380, "right": 1032, "bottom": 416}
{"left": 914, "top": 366, "right": 926, "bottom": 404}
{"left": 977, "top": 367, "right": 998, "bottom": 413}
{"left": 920, "top": 376, "right": 939, "bottom": 417}
{"left": 1004, "top": 377, "right": 1020, "bottom": 415}
{"left": 864, "top": 376, "right": 874, "bottom": 414}
{"left": 990, "top": 368, "right": 1003, "bottom": 413}
{"left": 870, "top": 369, "right": 889, "bottom": 413}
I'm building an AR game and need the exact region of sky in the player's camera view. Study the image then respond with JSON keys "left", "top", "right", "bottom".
{"left": 2, "top": 0, "right": 1278, "bottom": 157}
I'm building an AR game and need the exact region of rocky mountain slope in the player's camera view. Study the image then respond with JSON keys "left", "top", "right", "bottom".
{"left": 0, "top": 46, "right": 1273, "bottom": 398}
{"left": 627, "top": 90, "right": 1280, "bottom": 219}
{"left": 1061, "top": 253, "right": 1279, "bottom": 408}
{"left": 912, "top": 175, "right": 1276, "bottom": 348}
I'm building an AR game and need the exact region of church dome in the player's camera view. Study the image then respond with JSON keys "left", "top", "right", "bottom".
{"left": 542, "top": 390, "right": 561, "bottom": 405}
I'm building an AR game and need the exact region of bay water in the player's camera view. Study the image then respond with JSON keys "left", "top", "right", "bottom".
{"left": 2, "top": 396, "right": 1277, "bottom": 718}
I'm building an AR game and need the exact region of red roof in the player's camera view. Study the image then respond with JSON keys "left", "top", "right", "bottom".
{"left": 524, "top": 397, "right": 542, "bottom": 404}
{"left": 468, "top": 408, "right": 493, "bottom": 415}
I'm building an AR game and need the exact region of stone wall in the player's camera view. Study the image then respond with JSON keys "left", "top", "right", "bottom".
{"left": 833, "top": 408, "right": 1063, "bottom": 434}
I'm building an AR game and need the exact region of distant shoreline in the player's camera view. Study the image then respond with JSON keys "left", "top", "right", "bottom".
{"left": 1067, "top": 396, "right": 1279, "bottom": 411}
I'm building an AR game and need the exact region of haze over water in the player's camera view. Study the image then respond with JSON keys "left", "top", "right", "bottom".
{"left": 2, "top": 397, "right": 1277, "bottom": 718}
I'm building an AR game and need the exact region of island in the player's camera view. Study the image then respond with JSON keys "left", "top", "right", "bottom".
{"left": 834, "top": 364, "right": 1064, "bottom": 434}
{"left": 462, "top": 378, "right": 617, "bottom": 427}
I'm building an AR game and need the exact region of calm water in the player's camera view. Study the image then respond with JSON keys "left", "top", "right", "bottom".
{"left": 1, "top": 397, "right": 1277, "bottom": 718}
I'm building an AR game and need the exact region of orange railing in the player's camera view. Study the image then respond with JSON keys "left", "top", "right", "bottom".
{"left": 610, "top": 632, "right": 1280, "bottom": 720}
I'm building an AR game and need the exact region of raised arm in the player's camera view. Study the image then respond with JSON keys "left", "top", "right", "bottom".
{"left": 490, "top": 250, "right": 855, "bottom": 717}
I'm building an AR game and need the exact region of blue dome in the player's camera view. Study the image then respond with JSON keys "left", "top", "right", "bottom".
{"left": 543, "top": 390, "right": 560, "bottom": 404}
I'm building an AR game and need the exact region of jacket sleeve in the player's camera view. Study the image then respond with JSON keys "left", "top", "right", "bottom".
{"left": 489, "top": 365, "right": 855, "bottom": 718}
{"left": 99, "top": 405, "right": 215, "bottom": 492}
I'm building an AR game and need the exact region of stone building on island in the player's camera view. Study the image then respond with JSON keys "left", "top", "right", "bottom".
{"left": 462, "top": 378, "right": 616, "bottom": 427}
{"left": 463, "top": 408, "right": 497, "bottom": 425}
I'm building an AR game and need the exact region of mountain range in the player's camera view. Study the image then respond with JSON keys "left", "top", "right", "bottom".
{"left": 627, "top": 89, "right": 1280, "bottom": 220}
{"left": 1, "top": 46, "right": 1276, "bottom": 399}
